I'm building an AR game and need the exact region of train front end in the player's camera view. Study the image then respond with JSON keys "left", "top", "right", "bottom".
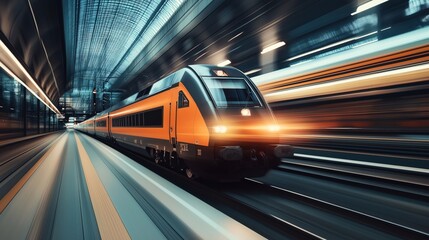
{"left": 188, "top": 65, "right": 293, "bottom": 180}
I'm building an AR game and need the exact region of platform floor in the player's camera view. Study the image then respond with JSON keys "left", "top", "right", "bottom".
{"left": 0, "top": 130, "right": 262, "bottom": 240}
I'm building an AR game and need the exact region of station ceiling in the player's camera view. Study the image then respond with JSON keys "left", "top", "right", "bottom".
{"left": 1, "top": 0, "right": 423, "bottom": 117}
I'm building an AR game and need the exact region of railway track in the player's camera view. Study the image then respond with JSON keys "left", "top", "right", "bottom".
{"left": 279, "top": 159, "right": 429, "bottom": 200}
{"left": 103, "top": 139, "right": 321, "bottom": 239}
{"left": 239, "top": 178, "right": 429, "bottom": 239}
{"left": 94, "top": 136, "right": 429, "bottom": 239}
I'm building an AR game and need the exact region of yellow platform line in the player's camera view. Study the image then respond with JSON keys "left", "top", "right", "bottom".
{"left": 0, "top": 133, "right": 67, "bottom": 214}
{"left": 74, "top": 133, "right": 131, "bottom": 240}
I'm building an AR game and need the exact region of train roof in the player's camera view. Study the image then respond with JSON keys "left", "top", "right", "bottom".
{"left": 84, "top": 64, "right": 246, "bottom": 119}
{"left": 188, "top": 64, "right": 245, "bottom": 78}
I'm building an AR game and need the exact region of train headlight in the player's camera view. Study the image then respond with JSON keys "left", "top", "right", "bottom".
{"left": 213, "top": 125, "right": 228, "bottom": 134}
{"left": 241, "top": 108, "right": 251, "bottom": 116}
{"left": 267, "top": 125, "right": 280, "bottom": 132}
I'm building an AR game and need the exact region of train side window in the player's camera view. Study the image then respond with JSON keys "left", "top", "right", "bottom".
{"left": 136, "top": 86, "right": 151, "bottom": 99}
{"left": 139, "top": 113, "right": 144, "bottom": 126}
{"left": 144, "top": 107, "right": 163, "bottom": 127}
{"left": 178, "top": 91, "right": 189, "bottom": 108}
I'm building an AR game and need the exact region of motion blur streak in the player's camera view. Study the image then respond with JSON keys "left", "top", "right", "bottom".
{"left": 0, "top": 133, "right": 68, "bottom": 239}
{"left": 264, "top": 62, "right": 429, "bottom": 101}
{"left": 286, "top": 31, "right": 377, "bottom": 61}
{"left": 270, "top": 215, "right": 326, "bottom": 240}
{"left": 0, "top": 133, "right": 65, "bottom": 213}
{"left": 253, "top": 28, "right": 429, "bottom": 137}
{"left": 351, "top": 0, "right": 389, "bottom": 15}
{"left": 293, "top": 153, "right": 429, "bottom": 174}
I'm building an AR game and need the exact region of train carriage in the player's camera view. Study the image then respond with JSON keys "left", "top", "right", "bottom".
{"left": 94, "top": 112, "right": 109, "bottom": 138}
{"left": 77, "top": 65, "right": 293, "bottom": 180}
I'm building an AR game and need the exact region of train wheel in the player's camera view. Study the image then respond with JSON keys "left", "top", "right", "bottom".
{"left": 154, "top": 150, "right": 161, "bottom": 164}
{"left": 150, "top": 149, "right": 162, "bottom": 165}
{"left": 169, "top": 152, "right": 178, "bottom": 169}
{"left": 185, "top": 168, "right": 196, "bottom": 179}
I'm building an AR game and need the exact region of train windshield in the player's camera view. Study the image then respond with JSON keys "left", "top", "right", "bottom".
{"left": 202, "top": 78, "right": 262, "bottom": 108}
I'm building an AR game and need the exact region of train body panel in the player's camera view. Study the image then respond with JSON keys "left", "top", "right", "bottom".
{"left": 110, "top": 89, "right": 171, "bottom": 141}
{"left": 94, "top": 114, "right": 108, "bottom": 138}
{"left": 176, "top": 82, "right": 210, "bottom": 147}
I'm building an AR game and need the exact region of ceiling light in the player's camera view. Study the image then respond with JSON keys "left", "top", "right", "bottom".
{"left": 245, "top": 68, "right": 261, "bottom": 75}
{"left": 261, "top": 41, "right": 286, "bottom": 54}
{"left": 217, "top": 60, "right": 231, "bottom": 67}
{"left": 351, "top": 0, "right": 389, "bottom": 16}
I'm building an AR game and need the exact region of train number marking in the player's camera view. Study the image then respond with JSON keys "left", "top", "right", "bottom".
{"left": 180, "top": 143, "right": 189, "bottom": 153}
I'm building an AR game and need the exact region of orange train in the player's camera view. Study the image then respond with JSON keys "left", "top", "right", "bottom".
{"left": 76, "top": 65, "right": 293, "bottom": 180}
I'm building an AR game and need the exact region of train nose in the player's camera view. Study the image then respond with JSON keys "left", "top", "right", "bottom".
{"left": 219, "top": 146, "right": 243, "bottom": 161}
{"left": 273, "top": 145, "right": 294, "bottom": 158}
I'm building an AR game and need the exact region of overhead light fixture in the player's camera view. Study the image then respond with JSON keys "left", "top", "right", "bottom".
{"left": 217, "top": 60, "right": 231, "bottom": 67}
{"left": 0, "top": 61, "right": 58, "bottom": 115}
{"left": 245, "top": 68, "right": 261, "bottom": 75}
{"left": 0, "top": 40, "right": 61, "bottom": 116}
{"left": 261, "top": 41, "right": 286, "bottom": 54}
{"left": 352, "top": 39, "right": 378, "bottom": 48}
{"left": 351, "top": 0, "right": 389, "bottom": 16}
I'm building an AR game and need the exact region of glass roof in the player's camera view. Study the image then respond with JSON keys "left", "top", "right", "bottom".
{"left": 63, "top": 0, "right": 185, "bottom": 112}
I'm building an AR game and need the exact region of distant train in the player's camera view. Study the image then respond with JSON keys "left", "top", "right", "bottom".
{"left": 76, "top": 65, "right": 293, "bottom": 180}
